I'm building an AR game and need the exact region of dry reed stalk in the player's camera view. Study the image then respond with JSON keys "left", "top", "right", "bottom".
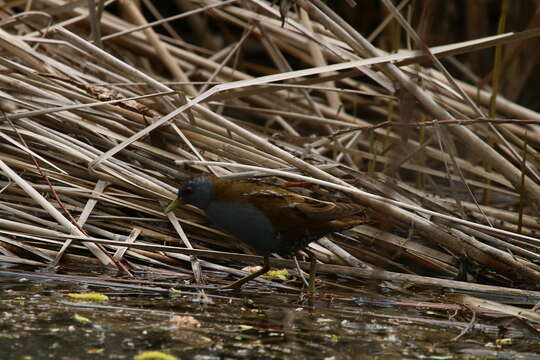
{"left": 0, "top": 1, "right": 538, "bottom": 298}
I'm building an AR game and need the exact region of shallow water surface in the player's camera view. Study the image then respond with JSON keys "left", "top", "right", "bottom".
{"left": 1, "top": 268, "right": 539, "bottom": 360}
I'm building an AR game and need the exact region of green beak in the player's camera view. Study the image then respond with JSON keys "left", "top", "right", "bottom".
{"left": 164, "top": 199, "right": 183, "bottom": 213}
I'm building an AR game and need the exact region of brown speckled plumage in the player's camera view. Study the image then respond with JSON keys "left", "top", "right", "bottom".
{"left": 172, "top": 176, "right": 366, "bottom": 256}
{"left": 166, "top": 175, "right": 367, "bottom": 288}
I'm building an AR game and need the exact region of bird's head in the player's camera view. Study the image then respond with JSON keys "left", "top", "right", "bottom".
{"left": 165, "top": 176, "right": 214, "bottom": 213}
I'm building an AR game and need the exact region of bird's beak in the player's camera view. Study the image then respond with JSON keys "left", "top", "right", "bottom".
{"left": 164, "top": 198, "right": 183, "bottom": 213}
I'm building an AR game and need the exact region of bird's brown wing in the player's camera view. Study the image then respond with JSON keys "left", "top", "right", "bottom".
{"left": 250, "top": 190, "right": 365, "bottom": 229}
{"left": 215, "top": 177, "right": 364, "bottom": 224}
{"left": 294, "top": 197, "right": 364, "bottom": 221}
{"left": 274, "top": 196, "right": 366, "bottom": 255}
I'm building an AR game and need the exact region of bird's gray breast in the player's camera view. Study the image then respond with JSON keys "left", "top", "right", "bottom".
{"left": 205, "top": 201, "right": 278, "bottom": 255}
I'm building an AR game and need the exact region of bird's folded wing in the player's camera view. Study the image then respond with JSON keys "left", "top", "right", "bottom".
{"left": 294, "top": 198, "right": 363, "bottom": 221}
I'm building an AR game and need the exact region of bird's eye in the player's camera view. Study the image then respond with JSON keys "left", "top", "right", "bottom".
{"left": 184, "top": 186, "right": 193, "bottom": 194}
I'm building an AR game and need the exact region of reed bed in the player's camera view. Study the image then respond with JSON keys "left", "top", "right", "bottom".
{"left": 0, "top": 1, "right": 539, "bottom": 313}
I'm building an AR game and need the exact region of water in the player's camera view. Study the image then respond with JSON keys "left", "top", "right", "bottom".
{"left": 1, "top": 267, "right": 539, "bottom": 360}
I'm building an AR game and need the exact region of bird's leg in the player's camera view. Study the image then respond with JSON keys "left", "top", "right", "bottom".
{"left": 222, "top": 255, "right": 271, "bottom": 289}
{"left": 308, "top": 252, "right": 317, "bottom": 295}
{"left": 294, "top": 256, "right": 310, "bottom": 287}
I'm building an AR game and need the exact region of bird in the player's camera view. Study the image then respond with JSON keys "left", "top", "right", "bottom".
{"left": 165, "top": 175, "right": 366, "bottom": 289}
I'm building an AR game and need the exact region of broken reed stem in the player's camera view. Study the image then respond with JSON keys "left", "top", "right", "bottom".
{"left": 0, "top": 1, "right": 538, "bottom": 294}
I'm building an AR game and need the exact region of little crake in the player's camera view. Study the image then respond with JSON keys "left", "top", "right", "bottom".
{"left": 165, "top": 175, "right": 366, "bottom": 288}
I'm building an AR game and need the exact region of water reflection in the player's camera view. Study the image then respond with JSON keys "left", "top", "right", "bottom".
{"left": 1, "top": 268, "right": 539, "bottom": 359}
